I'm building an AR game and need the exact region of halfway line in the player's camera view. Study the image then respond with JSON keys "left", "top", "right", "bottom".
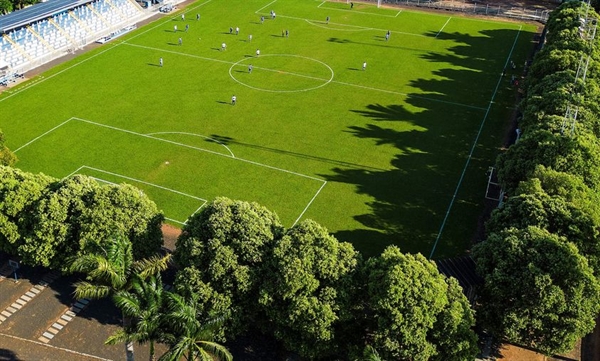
{"left": 332, "top": 80, "right": 487, "bottom": 111}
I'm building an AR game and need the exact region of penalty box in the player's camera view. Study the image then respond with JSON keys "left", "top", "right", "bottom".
{"left": 14, "top": 117, "right": 326, "bottom": 226}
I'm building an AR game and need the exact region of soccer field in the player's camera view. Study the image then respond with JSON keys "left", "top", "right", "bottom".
{"left": 0, "top": 0, "right": 537, "bottom": 258}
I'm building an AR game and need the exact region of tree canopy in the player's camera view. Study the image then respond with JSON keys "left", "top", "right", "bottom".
{"left": 362, "top": 246, "right": 478, "bottom": 361}
{"left": 473, "top": 227, "right": 600, "bottom": 354}
{"left": 258, "top": 219, "right": 360, "bottom": 359}
{"left": 174, "top": 197, "right": 284, "bottom": 337}
{"left": 0, "top": 166, "right": 164, "bottom": 269}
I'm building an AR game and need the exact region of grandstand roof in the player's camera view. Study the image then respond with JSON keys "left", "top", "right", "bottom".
{"left": 0, "top": 0, "right": 95, "bottom": 34}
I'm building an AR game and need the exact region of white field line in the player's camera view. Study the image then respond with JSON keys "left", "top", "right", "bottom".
{"left": 179, "top": 0, "right": 215, "bottom": 17}
{"left": 0, "top": 332, "right": 112, "bottom": 361}
{"left": 428, "top": 25, "right": 523, "bottom": 259}
{"left": 122, "top": 42, "right": 235, "bottom": 66}
{"left": 435, "top": 17, "right": 451, "bottom": 38}
{"left": 331, "top": 80, "right": 488, "bottom": 111}
{"left": 317, "top": 4, "right": 401, "bottom": 18}
{"left": 81, "top": 165, "right": 207, "bottom": 201}
{"left": 146, "top": 131, "right": 235, "bottom": 158}
{"left": 165, "top": 217, "right": 186, "bottom": 225}
{"left": 293, "top": 180, "right": 327, "bottom": 226}
{"left": 304, "top": 19, "right": 373, "bottom": 32}
{"left": 73, "top": 117, "right": 237, "bottom": 159}
{"left": 0, "top": 0, "right": 215, "bottom": 103}
{"left": 86, "top": 176, "right": 195, "bottom": 224}
{"left": 255, "top": 0, "right": 278, "bottom": 14}
{"left": 122, "top": 43, "right": 486, "bottom": 111}
{"left": 0, "top": 43, "right": 120, "bottom": 103}
{"left": 395, "top": 9, "right": 402, "bottom": 17}
{"left": 74, "top": 166, "right": 207, "bottom": 225}
{"left": 54, "top": 117, "right": 326, "bottom": 225}
{"left": 267, "top": 13, "right": 427, "bottom": 37}
{"left": 120, "top": 0, "right": 215, "bottom": 43}
{"left": 126, "top": 43, "right": 334, "bottom": 84}
{"left": 13, "top": 119, "right": 71, "bottom": 152}
{"left": 187, "top": 202, "right": 208, "bottom": 223}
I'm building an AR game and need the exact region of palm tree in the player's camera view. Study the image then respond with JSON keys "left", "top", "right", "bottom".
{"left": 159, "top": 292, "right": 232, "bottom": 361}
{"left": 70, "top": 233, "right": 171, "bottom": 361}
{"left": 361, "top": 345, "right": 383, "bottom": 361}
{"left": 106, "top": 273, "right": 167, "bottom": 361}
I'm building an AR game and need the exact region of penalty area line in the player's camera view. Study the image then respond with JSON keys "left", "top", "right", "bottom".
{"left": 14, "top": 119, "right": 72, "bottom": 153}
{"left": 293, "top": 181, "right": 327, "bottom": 227}
{"left": 255, "top": 0, "right": 278, "bottom": 14}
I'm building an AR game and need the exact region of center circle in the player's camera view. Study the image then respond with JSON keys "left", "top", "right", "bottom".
{"left": 228, "top": 54, "right": 334, "bottom": 93}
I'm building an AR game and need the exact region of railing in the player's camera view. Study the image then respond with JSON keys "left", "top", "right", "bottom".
{"left": 361, "top": 0, "right": 553, "bottom": 23}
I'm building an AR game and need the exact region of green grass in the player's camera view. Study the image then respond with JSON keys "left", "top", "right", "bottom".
{"left": 0, "top": 0, "right": 537, "bottom": 258}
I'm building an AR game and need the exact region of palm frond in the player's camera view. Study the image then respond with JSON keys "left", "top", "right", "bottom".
{"left": 196, "top": 341, "right": 233, "bottom": 361}
{"left": 157, "top": 337, "right": 190, "bottom": 361}
{"left": 70, "top": 254, "right": 102, "bottom": 274}
{"left": 73, "top": 282, "right": 110, "bottom": 300}
{"left": 134, "top": 254, "right": 172, "bottom": 279}
{"left": 113, "top": 291, "right": 142, "bottom": 316}
{"left": 105, "top": 329, "right": 133, "bottom": 345}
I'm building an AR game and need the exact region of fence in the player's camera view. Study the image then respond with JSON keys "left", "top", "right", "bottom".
{"left": 359, "top": 0, "right": 553, "bottom": 23}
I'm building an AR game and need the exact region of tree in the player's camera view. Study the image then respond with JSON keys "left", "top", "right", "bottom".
{"left": 107, "top": 273, "right": 168, "bottom": 361}
{"left": 258, "top": 219, "right": 360, "bottom": 359}
{"left": 362, "top": 246, "right": 477, "bottom": 361}
{"left": 473, "top": 227, "right": 600, "bottom": 355}
{"left": 174, "top": 197, "right": 283, "bottom": 337}
{"left": 19, "top": 175, "right": 163, "bottom": 269}
{"left": 496, "top": 129, "right": 600, "bottom": 194}
{"left": 0, "top": 0, "right": 13, "bottom": 15}
{"left": 71, "top": 233, "right": 171, "bottom": 361}
{"left": 159, "top": 292, "right": 232, "bottom": 361}
{"left": 0, "top": 131, "right": 16, "bottom": 166}
{"left": 486, "top": 176, "right": 600, "bottom": 272}
{"left": 428, "top": 277, "right": 479, "bottom": 361}
{"left": 360, "top": 345, "right": 383, "bottom": 361}
{"left": 0, "top": 166, "right": 53, "bottom": 256}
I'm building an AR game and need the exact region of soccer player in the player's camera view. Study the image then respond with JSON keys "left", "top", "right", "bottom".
{"left": 232, "top": 95, "right": 236, "bottom": 105}
{"left": 222, "top": 42, "right": 227, "bottom": 51}
{"left": 229, "top": 27, "right": 233, "bottom": 34}
{"left": 174, "top": 25, "right": 178, "bottom": 32}
{"left": 256, "top": 49, "right": 260, "bottom": 57}
{"left": 159, "top": 57, "right": 163, "bottom": 67}
{"left": 178, "top": 37, "right": 182, "bottom": 45}
{"left": 185, "top": 24, "right": 189, "bottom": 32}
{"left": 236, "top": 27, "right": 239, "bottom": 35}
{"left": 326, "top": 16, "right": 330, "bottom": 24}
{"left": 363, "top": 61, "right": 367, "bottom": 71}
{"left": 260, "top": 15, "right": 264, "bottom": 24}
{"left": 181, "top": 14, "right": 185, "bottom": 21}
{"left": 248, "top": 34, "right": 253, "bottom": 42}
{"left": 248, "top": 64, "right": 253, "bottom": 73}
{"left": 196, "top": 13, "right": 200, "bottom": 20}
{"left": 285, "top": 29, "right": 289, "bottom": 37}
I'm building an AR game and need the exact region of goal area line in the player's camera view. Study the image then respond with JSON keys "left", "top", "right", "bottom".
{"left": 15, "top": 116, "right": 327, "bottom": 227}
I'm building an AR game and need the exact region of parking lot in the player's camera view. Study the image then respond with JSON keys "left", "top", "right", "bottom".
{"left": 0, "top": 255, "right": 167, "bottom": 361}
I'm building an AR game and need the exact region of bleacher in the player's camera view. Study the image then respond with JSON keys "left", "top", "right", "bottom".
{"left": 0, "top": 0, "right": 146, "bottom": 78}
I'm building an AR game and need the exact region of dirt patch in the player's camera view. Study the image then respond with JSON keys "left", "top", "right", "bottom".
{"left": 499, "top": 341, "right": 581, "bottom": 361}
{"left": 161, "top": 223, "right": 182, "bottom": 251}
